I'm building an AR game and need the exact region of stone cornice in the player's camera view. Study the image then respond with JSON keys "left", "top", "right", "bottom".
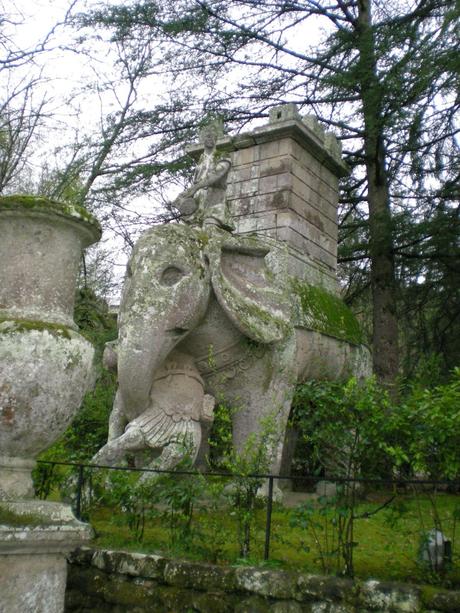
{"left": 186, "top": 118, "right": 349, "bottom": 179}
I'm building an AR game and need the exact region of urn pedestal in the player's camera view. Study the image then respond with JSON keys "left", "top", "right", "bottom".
{"left": 0, "top": 195, "right": 101, "bottom": 612}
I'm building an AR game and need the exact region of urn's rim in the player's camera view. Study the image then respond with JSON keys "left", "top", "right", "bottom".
{"left": 0, "top": 194, "right": 102, "bottom": 245}
{"left": 0, "top": 317, "right": 96, "bottom": 340}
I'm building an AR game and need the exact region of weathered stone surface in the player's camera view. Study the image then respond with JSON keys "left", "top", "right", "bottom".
{"left": 0, "top": 196, "right": 99, "bottom": 613}
{"left": 164, "top": 559, "right": 236, "bottom": 591}
{"left": 0, "top": 502, "right": 93, "bottom": 613}
{"left": 67, "top": 564, "right": 236, "bottom": 612}
{"left": 422, "top": 588, "right": 460, "bottom": 612}
{"left": 223, "top": 107, "right": 344, "bottom": 281}
{"left": 65, "top": 548, "right": 460, "bottom": 613}
{"left": 276, "top": 225, "right": 337, "bottom": 271}
{"left": 164, "top": 587, "right": 235, "bottom": 613}
{"left": 270, "top": 600, "right": 306, "bottom": 612}
{"left": 94, "top": 222, "right": 370, "bottom": 481}
{"left": 309, "top": 604, "right": 355, "bottom": 613}
{"left": 358, "top": 579, "right": 421, "bottom": 612}
{"left": 0, "top": 196, "right": 100, "bottom": 500}
{"left": 91, "top": 549, "right": 167, "bottom": 580}
{"left": 1, "top": 551, "right": 67, "bottom": 613}
{"left": 235, "top": 568, "right": 299, "bottom": 599}
{"left": 186, "top": 106, "right": 344, "bottom": 284}
{"left": 68, "top": 546, "right": 96, "bottom": 567}
{"left": 0, "top": 327, "right": 94, "bottom": 480}
{"left": 234, "top": 595, "right": 273, "bottom": 612}
{"left": 92, "top": 349, "right": 215, "bottom": 473}
{"left": 175, "top": 121, "right": 234, "bottom": 232}
{"left": 92, "top": 108, "right": 370, "bottom": 491}
{"left": 297, "top": 574, "right": 355, "bottom": 604}
{"left": 67, "top": 566, "right": 158, "bottom": 608}
{"left": 0, "top": 195, "right": 101, "bottom": 329}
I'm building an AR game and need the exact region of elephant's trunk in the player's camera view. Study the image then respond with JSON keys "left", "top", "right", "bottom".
{"left": 113, "top": 224, "right": 213, "bottom": 420}
{"left": 117, "top": 323, "right": 182, "bottom": 418}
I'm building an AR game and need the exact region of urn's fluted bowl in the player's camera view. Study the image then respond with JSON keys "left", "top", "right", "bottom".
{"left": 0, "top": 322, "right": 94, "bottom": 458}
{"left": 0, "top": 195, "right": 101, "bottom": 499}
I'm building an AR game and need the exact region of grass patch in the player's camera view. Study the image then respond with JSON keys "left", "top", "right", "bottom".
{"left": 34, "top": 465, "right": 459, "bottom": 586}
{"left": 82, "top": 489, "right": 460, "bottom": 586}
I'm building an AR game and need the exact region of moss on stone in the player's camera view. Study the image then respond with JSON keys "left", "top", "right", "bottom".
{"left": 0, "top": 507, "right": 44, "bottom": 527}
{"left": 100, "top": 573, "right": 158, "bottom": 607}
{"left": 420, "top": 584, "right": 460, "bottom": 612}
{"left": 234, "top": 296, "right": 290, "bottom": 341}
{"left": 291, "top": 278, "right": 364, "bottom": 345}
{"left": 196, "top": 230, "right": 211, "bottom": 247}
{"left": 420, "top": 584, "right": 441, "bottom": 604}
{"left": 0, "top": 318, "right": 73, "bottom": 339}
{"left": 0, "top": 505, "right": 76, "bottom": 527}
{"left": 213, "top": 149, "right": 231, "bottom": 162}
{"left": 0, "top": 194, "right": 101, "bottom": 235}
{"left": 235, "top": 568, "right": 299, "bottom": 600}
{"left": 67, "top": 547, "right": 460, "bottom": 612}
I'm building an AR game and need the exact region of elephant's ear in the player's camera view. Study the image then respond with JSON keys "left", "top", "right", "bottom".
{"left": 211, "top": 242, "right": 291, "bottom": 343}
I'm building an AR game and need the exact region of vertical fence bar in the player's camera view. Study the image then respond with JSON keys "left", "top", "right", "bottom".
{"left": 39, "top": 462, "right": 54, "bottom": 500}
{"left": 264, "top": 476, "right": 274, "bottom": 561}
{"left": 75, "top": 464, "right": 84, "bottom": 520}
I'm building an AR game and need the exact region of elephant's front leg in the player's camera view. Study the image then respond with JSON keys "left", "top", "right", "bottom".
{"left": 107, "top": 389, "right": 128, "bottom": 441}
{"left": 92, "top": 426, "right": 145, "bottom": 466}
{"left": 219, "top": 335, "right": 297, "bottom": 496}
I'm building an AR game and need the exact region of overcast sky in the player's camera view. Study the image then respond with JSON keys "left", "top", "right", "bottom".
{"left": 4, "top": 0, "right": 329, "bottom": 299}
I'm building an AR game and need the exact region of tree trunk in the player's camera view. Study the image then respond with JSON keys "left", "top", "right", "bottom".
{"left": 357, "top": 0, "right": 399, "bottom": 390}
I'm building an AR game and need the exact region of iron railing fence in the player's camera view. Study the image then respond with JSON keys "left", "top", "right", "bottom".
{"left": 36, "top": 459, "right": 460, "bottom": 562}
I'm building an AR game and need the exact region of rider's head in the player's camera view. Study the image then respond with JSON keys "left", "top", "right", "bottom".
{"left": 199, "top": 120, "right": 223, "bottom": 149}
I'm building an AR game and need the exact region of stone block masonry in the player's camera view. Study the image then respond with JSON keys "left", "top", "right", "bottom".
{"left": 66, "top": 547, "right": 460, "bottom": 612}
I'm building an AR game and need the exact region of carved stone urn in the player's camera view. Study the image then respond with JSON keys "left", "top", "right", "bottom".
{"left": 0, "top": 195, "right": 102, "bottom": 499}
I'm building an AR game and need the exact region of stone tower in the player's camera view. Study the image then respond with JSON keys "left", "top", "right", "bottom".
{"left": 187, "top": 103, "right": 348, "bottom": 293}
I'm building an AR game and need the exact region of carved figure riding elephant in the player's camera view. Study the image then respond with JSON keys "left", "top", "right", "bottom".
{"left": 93, "top": 222, "right": 370, "bottom": 487}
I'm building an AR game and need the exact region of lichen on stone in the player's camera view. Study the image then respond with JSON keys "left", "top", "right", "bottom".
{"left": 291, "top": 279, "right": 365, "bottom": 346}
{"left": 219, "top": 282, "right": 291, "bottom": 343}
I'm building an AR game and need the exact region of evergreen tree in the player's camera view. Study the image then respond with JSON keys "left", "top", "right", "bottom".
{"left": 77, "top": 0, "right": 459, "bottom": 385}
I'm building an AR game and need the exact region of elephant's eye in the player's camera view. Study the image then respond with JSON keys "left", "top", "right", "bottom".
{"left": 160, "top": 266, "right": 186, "bottom": 286}
{"left": 126, "top": 263, "right": 133, "bottom": 278}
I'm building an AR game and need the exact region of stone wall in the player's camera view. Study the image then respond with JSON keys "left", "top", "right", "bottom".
{"left": 66, "top": 548, "right": 460, "bottom": 613}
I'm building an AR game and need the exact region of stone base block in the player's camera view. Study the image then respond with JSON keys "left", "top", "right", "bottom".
{"left": 0, "top": 501, "right": 93, "bottom": 613}
{"left": 0, "top": 455, "right": 36, "bottom": 500}
{"left": 1, "top": 551, "right": 67, "bottom": 613}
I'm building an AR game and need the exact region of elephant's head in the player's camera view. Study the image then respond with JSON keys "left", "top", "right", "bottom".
{"left": 117, "top": 224, "right": 211, "bottom": 415}
{"left": 116, "top": 223, "right": 292, "bottom": 417}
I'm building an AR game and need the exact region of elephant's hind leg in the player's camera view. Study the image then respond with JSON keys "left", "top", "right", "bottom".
{"left": 221, "top": 335, "right": 297, "bottom": 488}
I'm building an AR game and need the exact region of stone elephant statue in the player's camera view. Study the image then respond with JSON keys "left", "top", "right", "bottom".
{"left": 93, "top": 222, "right": 370, "bottom": 490}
